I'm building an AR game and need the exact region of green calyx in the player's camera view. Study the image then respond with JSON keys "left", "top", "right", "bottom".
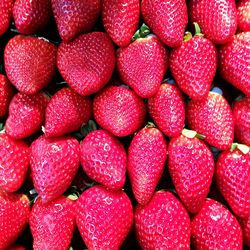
{"left": 146, "top": 122, "right": 156, "bottom": 128}
{"left": 230, "top": 143, "right": 250, "bottom": 154}
{"left": 132, "top": 23, "right": 151, "bottom": 41}
{"left": 182, "top": 128, "right": 205, "bottom": 140}
{"left": 183, "top": 22, "right": 203, "bottom": 42}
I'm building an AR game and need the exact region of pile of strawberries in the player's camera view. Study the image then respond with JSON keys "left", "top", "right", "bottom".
{"left": 0, "top": 0, "right": 250, "bottom": 249}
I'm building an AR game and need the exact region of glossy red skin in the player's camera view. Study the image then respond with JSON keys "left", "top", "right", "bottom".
{"left": 141, "top": 0, "right": 188, "bottom": 48}
{"left": 117, "top": 36, "right": 168, "bottom": 98}
{"left": 189, "top": 0, "right": 237, "bottom": 44}
{"left": 45, "top": 88, "right": 92, "bottom": 138}
{"left": 76, "top": 185, "right": 133, "bottom": 250}
{"left": 30, "top": 135, "right": 80, "bottom": 203}
{"left": 93, "top": 86, "right": 146, "bottom": 137}
{"left": 52, "top": 0, "right": 101, "bottom": 42}
{"left": 191, "top": 199, "right": 242, "bottom": 250}
{"left": 128, "top": 127, "right": 167, "bottom": 205}
{"left": 148, "top": 83, "right": 185, "bottom": 138}
{"left": 0, "top": 134, "right": 30, "bottom": 193}
{"left": 30, "top": 196, "right": 75, "bottom": 250}
{"left": 186, "top": 92, "right": 234, "bottom": 150}
{"left": 102, "top": 0, "right": 140, "bottom": 47}
{"left": 0, "top": 0, "right": 15, "bottom": 35}
{"left": 170, "top": 36, "right": 217, "bottom": 100}
{"left": 135, "top": 191, "right": 190, "bottom": 250}
{"left": 218, "top": 32, "right": 250, "bottom": 96}
{"left": 237, "top": 0, "right": 250, "bottom": 32}
{"left": 57, "top": 32, "right": 115, "bottom": 96}
{"left": 239, "top": 216, "right": 250, "bottom": 247}
{"left": 4, "top": 35, "right": 57, "bottom": 95}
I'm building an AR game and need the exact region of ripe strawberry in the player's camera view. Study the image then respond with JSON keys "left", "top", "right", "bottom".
{"left": 30, "top": 135, "right": 80, "bottom": 203}
{"left": 30, "top": 196, "right": 75, "bottom": 250}
{"left": 80, "top": 129, "right": 126, "bottom": 190}
{"left": 0, "top": 133, "right": 29, "bottom": 193}
{"left": 4, "top": 35, "right": 57, "bottom": 95}
{"left": 76, "top": 185, "right": 133, "bottom": 250}
{"left": 191, "top": 199, "right": 242, "bottom": 249}
{"left": 218, "top": 32, "right": 250, "bottom": 96}
{"left": 186, "top": 92, "right": 234, "bottom": 150}
{"left": 0, "top": 192, "right": 30, "bottom": 249}
{"left": 128, "top": 127, "right": 167, "bottom": 205}
{"left": 148, "top": 83, "right": 185, "bottom": 138}
{"left": 45, "top": 88, "right": 92, "bottom": 138}
{"left": 135, "top": 191, "right": 190, "bottom": 249}
{"left": 57, "top": 32, "right": 115, "bottom": 96}
{"left": 93, "top": 86, "right": 146, "bottom": 137}
{"left": 189, "top": 0, "right": 237, "bottom": 44}
{"left": 0, "top": 0, "right": 15, "bottom": 35}
{"left": 117, "top": 35, "right": 168, "bottom": 98}
{"left": 237, "top": 0, "right": 250, "bottom": 32}
{"left": 52, "top": 0, "right": 101, "bottom": 42}
{"left": 239, "top": 216, "right": 250, "bottom": 247}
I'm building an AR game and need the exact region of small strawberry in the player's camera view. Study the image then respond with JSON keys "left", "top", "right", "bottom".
{"left": 0, "top": 0, "right": 15, "bottom": 35}
{"left": 237, "top": 0, "right": 250, "bottom": 32}
{"left": 148, "top": 83, "right": 185, "bottom": 138}
{"left": 30, "top": 135, "right": 80, "bottom": 203}
{"left": 0, "top": 133, "right": 29, "bottom": 193}
{"left": 239, "top": 216, "right": 250, "bottom": 247}
{"left": 4, "top": 35, "right": 57, "bottom": 95}
{"left": 93, "top": 86, "right": 146, "bottom": 137}
{"left": 191, "top": 199, "right": 242, "bottom": 249}
{"left": 75, "top": 185, "right": 133, "bottom": 250}
{"left": 57, "top": 32, "right": 115, "bottom": 96}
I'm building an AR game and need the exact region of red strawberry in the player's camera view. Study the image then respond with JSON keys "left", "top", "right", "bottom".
{"left": 30, "top": 196, "right": 75, "bottom": 250}
{"left": 45, "top": 88, "right": 92, "bottom": 138}
{"left": 191, "top": 199, "right": 242, "bottom": 249}
{"left": 13, "top": 0, "right": 51, "bottom": 35}
{"left": 237, "top": 0, "right": 250, "bottom": 32}
{"left": 6, "top": 92, "right": 49, "bottom": 139}
{"left": 0, "top": 0, "right": 15, "bottom": 35}
{"left": 239, "top": 216, "right": 250, "bottom": 247}
{"left": 75, "top": 185, "right": 133, "bottom": 250}
{"left": 135, "top": 191, "right": 190, "bottom": 249}
{"left": 57, "top": 32, "right": 115, "bottom": 96}
{"left": 30, "top": 135, "right": 80, "bottom": 203}
{"left": 102, "top": 0, "right": 140, "bottom": 47}
{"left": 218, "top": 32, "right": 250, "bottom": 96}
{"left": 52, "top": 0, "right": 101, "bottom": 42}
{"left": 0, "top": 192, "right": 30, "bottom": 249}
{"left": 128, "top": 127, "right": 167, "bottom": 205}
{"left": 117, "top": 35, "right": 168, "bottom": 98}
{"left": 186, "top": 92, "right": 234, "bottom": 150}
{"left": 189, "top": 0, "right": 237, "bottom": 44}
{"left": 93, "top": 86, "right": 146, "bottom": 137}
{"left": 4, "top": 35, "right": 57, "bottom": 95}
{"left": 148, "top": 83, "right": 185, "bottom": 138}
{"left": 0, "top": 133, "right": 29, "bottom": 193}
{"left": 141, "top": 0, "right": 188, "bottom": 48}
{"left": 80, "top": 129, "right": 126, "bottom": 190}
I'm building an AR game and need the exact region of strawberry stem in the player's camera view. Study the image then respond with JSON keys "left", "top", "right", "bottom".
{"left": 230, "top": 143, "right": 250, "bottom": 154}
{"left": 132, "top": 24, "right": 151, "bottom": 41}
{"left": 182, "top": 128, "right": 205, "bottom": 139}
{"left": 193, "top": 22, "right": 203, "bottom": 36}
{"left": 183, "top": 32, "right": 192, "bottom": 42}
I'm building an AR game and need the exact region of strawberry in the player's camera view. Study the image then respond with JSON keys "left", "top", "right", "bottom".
{"left": 0, "top": 0, "right": 15, "bottom": 35}
{"left": 117, "top": 34, "right": 168, "bottom": 98}
{"left": 191, "top": 199, "right": 242, "bottom": 249}
{"left": 30, "top": 196, "right": 75, "bottom": 250}
{"left": 141, "top": 0, "right": 188, "bottom": 48}
{"left": 93, "top": 86, "right": 146, "bottom": 137}
{"left": 80, "top": 129, "right": 126, "bottom": 190}
{"left": 57, "top": 32, "right": 115, "bottom": 96}
{"left": 186, "top": 92, "right": 234, "bottom": 150}
{"left": 6, "top": 92, "right": 49, "bottom": 139}
{"left": 148, "top": 83, "right": 185, "bottom": 138}
{"left": 52, "top": 0, "right": 101, "bottom": 42}
{"left": 0, "top": 192, "right": 30, "bottom": 249}
{"left": 13, "top": 0, "right": 51, "bottom": 35}
{"left": 0, "top": 133, "right": 29, "bottom": 193}
{"left": 237, "top": 0, "right": 250, "bottom": 32}
{"left": 189, "top": 0, "right": 237, "bottom": 44}
{"left": 75, "top": 185, "right": 133, "bottom": 250}
{"left": 45, "top": 88, "right": 92, "bottom": 138}
{"left": 134, "top": 191, "right": 190, "bottom": 249}
{"left": 239, "top": 216, "right": 250, "bottom": 247}
{"left": 128, "top": 127, "right": 167, "bottom": 205}
{"left": 4, "top": 35, "right": 57, "bottom": 95}
{"left": 30, "top": 135, "right": 80, "bottom": 203}
{"left": 218, "top": 32, "right": 250, "bottom": 96}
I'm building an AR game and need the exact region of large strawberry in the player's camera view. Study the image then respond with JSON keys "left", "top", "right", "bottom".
{"left": 4, "top": 35, "right": 57, "bottom": 95}
{"left": 30, "top": 135, "right": 80, "bottom": 203}
{"left": 237, "top": 0, "right": 250, "bottom": 32}
{"left": 52, "top": 0, "right": 101, "bottom": 42}
{"left": 75, "top": 185, "right": 133, "bottom": 250}
{"left": 0, "top": 0, "right": 15, "bottom": 35}
{"left": 141, "top": 0, "right": 188, "bottom": 48}
{"left": 57, "top": 32, "right": 115, "bottom": 96}
{"left": 239, "top": 216, "right": 250, "bottom": 247}
{"left": 191, "top": 199, "right": 242, "bottom": 249}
